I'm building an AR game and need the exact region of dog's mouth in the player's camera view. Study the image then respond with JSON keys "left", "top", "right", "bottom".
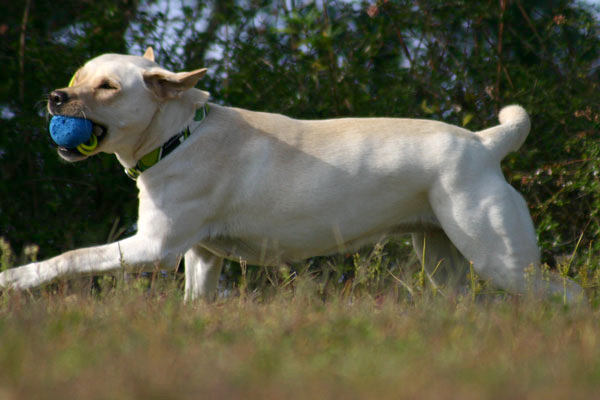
{"left": 51, "top": 115, "right": 108, "bottom": 162}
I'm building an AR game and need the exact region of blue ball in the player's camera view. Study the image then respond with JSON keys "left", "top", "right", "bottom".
{"left": 49, "top": 116, "right": 93, "bottom": 148}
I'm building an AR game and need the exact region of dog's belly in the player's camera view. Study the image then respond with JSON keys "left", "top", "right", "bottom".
{"left": 196, "top": 184, "right": 441, "bottom": 265}
{"left": 201, "top": 215, "right": 441, "bottom": 265}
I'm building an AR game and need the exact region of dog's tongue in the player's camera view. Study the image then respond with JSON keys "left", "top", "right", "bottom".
{"left": 49, "top": 115, "right": 93, "bottom": 148}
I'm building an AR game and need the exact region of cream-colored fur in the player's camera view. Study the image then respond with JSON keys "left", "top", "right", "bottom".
{"left": 0, "top": 48, "right": 584, "bottom": 303}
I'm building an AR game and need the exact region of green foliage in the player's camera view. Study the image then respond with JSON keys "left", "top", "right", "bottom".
{"left": 1, "top": 0, "right": 599, "bottom": 274}
{"left": 0, "top": 0, "right": 138, "bottom": 257}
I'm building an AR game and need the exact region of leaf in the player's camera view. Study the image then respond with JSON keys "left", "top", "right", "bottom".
{"left": 462, "top": 113, "right": 474, "bottom": 127}
{"left": 420, "top": 100, "right": 435, "bottom": 114}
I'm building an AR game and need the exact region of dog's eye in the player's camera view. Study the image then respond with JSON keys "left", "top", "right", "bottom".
{"left": 98, "top": 81, "right": 118, "bottom": 90}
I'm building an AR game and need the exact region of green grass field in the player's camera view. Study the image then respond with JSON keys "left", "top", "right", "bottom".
{"left": 0, "top": 258, "right": 599, "bottom": 400}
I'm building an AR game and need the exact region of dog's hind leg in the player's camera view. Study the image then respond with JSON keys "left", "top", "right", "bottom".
{"left": 411, "top": 231, "right": 470, "bottom": 290}
{"left": 429, "top": 171, "right": 584, "bottom": 303}
{"left": 184, "top": 245, "right": 223, "bottom": 302}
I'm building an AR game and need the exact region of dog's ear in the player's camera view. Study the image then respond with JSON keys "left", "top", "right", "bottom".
{"left": 143, "top": 47, "right": 155, "bottom": 62}
{"left": 143, "top": 68, "right": 208, "bottom": 100}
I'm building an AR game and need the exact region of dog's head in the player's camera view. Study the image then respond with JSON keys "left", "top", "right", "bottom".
{"left": 47, "top": 47, "right": 208, "bottom": 165}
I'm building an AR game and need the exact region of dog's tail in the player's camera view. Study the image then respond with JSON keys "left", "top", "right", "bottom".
{"left": 476, "top": 105, "right": 531, "bottom": 162}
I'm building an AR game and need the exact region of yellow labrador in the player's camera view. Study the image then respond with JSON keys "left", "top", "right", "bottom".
{"left": 0, "top": 48, "right": 583, "bottom": 302}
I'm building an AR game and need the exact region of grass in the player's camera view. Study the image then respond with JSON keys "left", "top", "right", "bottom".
{"left": 0, "top": 277, "right": 598, "bottom": 399}
{"left": 0, "top": 240, "right": 599, "bottom": 399}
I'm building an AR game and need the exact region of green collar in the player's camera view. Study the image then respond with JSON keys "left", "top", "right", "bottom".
{"left": 125, "top": 103, "right": 209, "bottom": 180}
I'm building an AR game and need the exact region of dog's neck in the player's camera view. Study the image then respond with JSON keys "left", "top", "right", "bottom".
{"left": 115, "top": 88, "right": 209, "bottom": 169}
{"left": 123, "top": 104, "right": 209, "bottom": 180}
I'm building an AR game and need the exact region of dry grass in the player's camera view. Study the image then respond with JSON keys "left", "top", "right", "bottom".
{"left": 0, "top": 267, "right": 598, "bottom": 400}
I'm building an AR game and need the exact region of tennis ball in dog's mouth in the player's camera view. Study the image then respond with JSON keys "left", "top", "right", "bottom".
{"left": 49, "top": 115, "right": 93, "bottom": 148}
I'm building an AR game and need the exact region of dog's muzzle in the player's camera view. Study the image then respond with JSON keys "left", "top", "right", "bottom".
{"left": 48, "top": 90, "right": 108, "bottom": 161}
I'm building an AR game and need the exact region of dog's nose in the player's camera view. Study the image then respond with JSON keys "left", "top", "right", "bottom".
{"left": 49, "top": 90, "right": 69, "bottom": 106}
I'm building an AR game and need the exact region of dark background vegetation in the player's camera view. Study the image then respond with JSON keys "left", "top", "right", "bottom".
{"left": 1, "top": 0, "right": 599, "bottom": 272}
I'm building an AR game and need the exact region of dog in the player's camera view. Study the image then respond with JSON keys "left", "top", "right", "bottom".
{"left": 0, "top": 47, "right": 583, "bottom": 303}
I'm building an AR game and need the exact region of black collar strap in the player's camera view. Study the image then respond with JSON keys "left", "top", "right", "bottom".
{"left": 125, "top": 103, "right": 209, "bottom": 180}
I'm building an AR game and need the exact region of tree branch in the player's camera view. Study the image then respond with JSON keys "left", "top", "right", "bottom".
{"left": 19, "top": 0, "right": 32, "bottom": 106}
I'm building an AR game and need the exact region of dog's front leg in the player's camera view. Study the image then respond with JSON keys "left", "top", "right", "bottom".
{"left": 184, "top": 245, "right": 223, "bottom": 301}
{"left": 0, "top": 235, "right": 180, "bottom": 291}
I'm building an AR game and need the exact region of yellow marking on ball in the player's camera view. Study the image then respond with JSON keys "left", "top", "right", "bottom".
{"left": 76, "top": 134, "right": 98, "bottom": 155}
